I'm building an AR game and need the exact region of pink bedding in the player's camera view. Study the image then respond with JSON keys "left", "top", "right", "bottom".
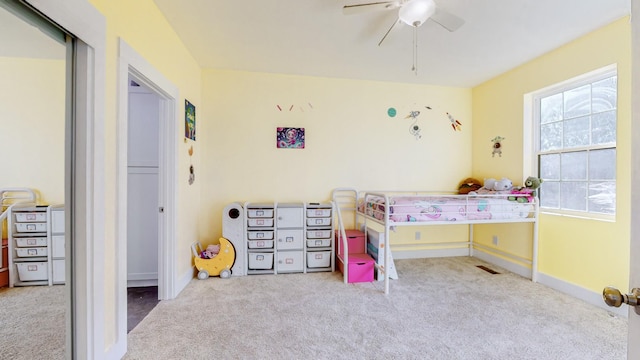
{"left": 359, "top": 195, "right": 533, "bottom": 222}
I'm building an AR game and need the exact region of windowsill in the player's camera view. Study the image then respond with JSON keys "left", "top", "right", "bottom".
{"left": 540, "top": 209, "right": 615, "bottom": 223}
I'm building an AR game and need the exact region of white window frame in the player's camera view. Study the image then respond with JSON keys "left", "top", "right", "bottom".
{"left": 524, "top": 64, "right": 617, "bottom": 221}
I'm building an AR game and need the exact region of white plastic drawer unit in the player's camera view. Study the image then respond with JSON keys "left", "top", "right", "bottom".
{"left": 51, "top": 235, "right": 65, "bottom": 258}
{"left": 247, "top": 218, "right": 274, "bottom": 228}
{"left": 306, "top": 208, "right": 331, "bottom": 218}
{"left": 15, "top": 247, "right": 47, "bottom": 258}
{"left": 307, "top": 239, "right": 331, "bottom": 248}
{"left": 15, "top": 223, "right": 47, "bottom": 233}
{"left": 307, "top": 251, "right": 331, "bottom": 268}
{"left": 306, "top": 230, "right": 331, "bottom": 239}
{"left": 15, "top": 212, "right": 47, "bottom": 222}
{"left": 16, "top": 262, "right": 48, "bottom": 281}
{"left": 276, "top": 251, "right": 304, "bottom": 272}
{"left": 247, "top": 231, "right": 274, "bottom": 240}
{"left": 276, "top": 229, "right": 303, "bottom": 250}
{"left": 276, "top": 206, "right": 304, "bottom": 228}
{"left": 247, "top": 209, "right": 274, "bottom": 218}
{"left": 15, "top": 237, "right": 47, "bottom": 247}
{"left": 247, "top": 240, "right": 274, "bottom": 249}
{"left": 306, "top": 217, "right": 331, "bottom": 227}
{"left": 50, "top": 209, "right": 65, "bottom": 233}
{"left": 248, "top": 252, "right": 274, "bottom": 270}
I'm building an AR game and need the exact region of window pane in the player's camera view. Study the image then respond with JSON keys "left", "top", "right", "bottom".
{"left": 592, "top": 76, "right": 617, "bottom": 112}
{"left": 588, "top": 181, "right": 615, "bottom": 214}
{"left": 592, "top": 110, "right": 616, "bottom": 145}
{"left": 563, "top": 116, "right": 590, "bottom": 148}
{"left": 540, "top": 93, "right": 563, "bottom": 124}
{"left": 540, "top": 154, "right": 560, "bottom": 179}
{"left": 561, "top": 152, "right": 587, "bottom": 180}
{"left": 561, "top": 181, "right": 587, "bottom": 211}
{"left": 564, "top": 84, "right": 591, "bottom": 119}
{"left": 540, "top": 122, "right": 562, "bottom": 151}
{"left": 540, "top": 181, "right": 559, "bottom": 208}
{"left": 589, "top": 149, "right": 616, "bottom": 180}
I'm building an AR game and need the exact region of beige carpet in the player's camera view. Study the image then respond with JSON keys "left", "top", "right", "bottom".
{"left": 0, "top": 284, "right": 66, "bottom": 360}
{"left": 124, "top": 257, "right": 627, "bottom": 360}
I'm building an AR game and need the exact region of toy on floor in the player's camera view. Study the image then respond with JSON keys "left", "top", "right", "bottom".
{"left": 191, "top": 238, "right": 236, "bottom": 279}
{"left": 200, "top": 244, "right": 220, "bottom": 259}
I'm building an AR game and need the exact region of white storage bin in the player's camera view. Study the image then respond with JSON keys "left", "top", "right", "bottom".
{"left": 248, "top": 252, "right": 274, "bottom": 270}
{"left": 306, "top": 251, "right": 331, "bottom": 268}
{"left": 247, "top": 209, "right": 274, "bottom": 218}
{"left": 248, "top": 240, "right": 274, "bottom": 249}
{"left": 248, "top": 231, "right": 274, "bottom": 240}
{"left": 51, "top": 235, "right": 65, "bottom": 258}
{"left": 276, "top": 251, "right": 304, "bottom": 272}
{"left": 306, "top": 230, "right": 331, "bottom": 239}
{"left": 15, "top": 212, "right": 47, "bottom": 222}
{"left": 15, "top": 237, "right": 47, "bottom": 247}
{"left": 306, "top": 217, "right": 331, "bottom": 227}
{"left": 307, "top": 239, "right": 331, "bottom": 248}
{"left": 16, "top": 247, "right": 47, "bottom": 258}
{"left": 15, "top": 223, "right": 47, "bottom": 233}
{"left": 277, "top": 229, "right": 304, "bottom": 250}
{"left": 306, "top": 208, "right": 331, "bottom": 218}
{"left": 247, "top": 218, "right": 274, "bottom": 227}
{"left": 16, "top": 262, "right": 48, "bottom": 281}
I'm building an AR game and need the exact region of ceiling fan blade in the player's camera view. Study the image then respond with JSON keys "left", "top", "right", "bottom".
{"left": 343, "top": 1, "right": 400, "bottom": 15}
{"left": 378, "top": 17, "right": 399, "bottom": 46}
{"left": 429, "top": 7, "right": 464, "bottom": 32}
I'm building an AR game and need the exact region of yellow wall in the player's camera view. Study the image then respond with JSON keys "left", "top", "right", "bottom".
{"left": 88, "top": 0, "right": 203, "bottom": 350}
{"left": 0, "top": 57, "right": 65, "bottom": 205}
{"left": 472, "top": 18, "right": 631, "bottom": 292}
{"left": 199, "top": 69, "right": 473, "bottom": 245}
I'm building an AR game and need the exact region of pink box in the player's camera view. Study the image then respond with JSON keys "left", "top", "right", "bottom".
{"left": 335, "top": 230, "right": 366, "bottom": 256}
{"left": 337, "top": 253, "right": 374, "bottom": 283}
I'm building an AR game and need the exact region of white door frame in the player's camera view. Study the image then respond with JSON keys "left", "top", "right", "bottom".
{"left": 629, "top": 0, "right": 640, "bottom": 357}
{"left": 23, "top": 1, "right": 107, "bottom": 359}
{"left": 114, "top": 38, "right": 179, "bottom": 357}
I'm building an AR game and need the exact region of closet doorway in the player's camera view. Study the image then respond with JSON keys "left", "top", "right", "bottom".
{"left": 127, "top": 76, "right": 161, "bottom": 289}
{"left": 117, "top": 39, "right": 179, "bottom": 345}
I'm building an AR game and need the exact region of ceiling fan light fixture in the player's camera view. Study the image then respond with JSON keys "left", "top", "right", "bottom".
{"left": 398, "top": 0, "right": 436, "bottom": 27}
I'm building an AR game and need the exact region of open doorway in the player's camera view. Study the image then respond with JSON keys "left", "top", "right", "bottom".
{"left": 116, "top": 38, "right": 179, "bottom": 348}
{"left": 126, "top": 76, "right": 162, "bottom": 332}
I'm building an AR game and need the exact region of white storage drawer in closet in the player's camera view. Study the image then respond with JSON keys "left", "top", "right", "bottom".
{"left": 15, "top": 247, "right": 47, "bottom": 258}
{"left": 247, "top": 209, "right": 273, "bottom": 218}
{"left": 307, "top": 251, "right": 331, "bottom": 268}
{"left": 15, "top": 237, "right": 47, "bottom": 247}
{"left": 15, "top": 223, "right": 47, "bottom": 233}
{"left": 51, "top": 235, "right": 65, "bottom": 258}
{"left": 306, "top": 208, "right": 331, "bottom": 218}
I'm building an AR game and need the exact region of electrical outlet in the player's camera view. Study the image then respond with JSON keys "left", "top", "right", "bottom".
{"left": 415, "top": 231, "right": 421, "bottom": 240}
{"left": 492, "top": 235, "right": 499, "bottom": 245}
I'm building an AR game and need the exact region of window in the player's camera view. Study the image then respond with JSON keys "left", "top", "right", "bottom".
{"left": 533, "top": 67, "right": 617, "bottom": 216}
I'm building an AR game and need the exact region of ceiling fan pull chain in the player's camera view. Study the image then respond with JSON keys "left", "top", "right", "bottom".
{"left": 412, "top": 26, "right": 418, "bottom": 75}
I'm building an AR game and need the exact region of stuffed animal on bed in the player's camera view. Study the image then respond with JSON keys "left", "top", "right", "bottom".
{"left": 493, "top": 178, "right": 513, "bottom": 191}
{"left": 508, "top": 176, "right": 543, "bottom": 202}
{"left": 458, "top": 178, "right": 482, "bottom": 194}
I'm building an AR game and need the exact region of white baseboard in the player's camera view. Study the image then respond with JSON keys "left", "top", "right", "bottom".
{"left": 393, "top": 247, "right": 469, "bottom": 259}
{"left": 536, "top": 272, "right": 628, "bottom": 318}
{"left": 175, "top": 266, "right": 195, "bottom": 297}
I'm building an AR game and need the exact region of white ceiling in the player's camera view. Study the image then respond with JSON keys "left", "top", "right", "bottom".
{"left": 153, "top": 0, "right": 630, "bottom": 88}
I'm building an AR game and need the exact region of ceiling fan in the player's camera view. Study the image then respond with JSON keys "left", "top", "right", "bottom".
{"left": 343, "top": 0, "right": 465, "bottom": 46}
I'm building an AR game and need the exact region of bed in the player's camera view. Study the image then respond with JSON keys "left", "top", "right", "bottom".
{"left": 332, "top": 188, "right": 540, "bottom": 294}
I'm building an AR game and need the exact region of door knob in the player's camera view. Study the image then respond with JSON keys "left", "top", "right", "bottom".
{"left": 602, "top": 286, "right": 640, "bottom": 315}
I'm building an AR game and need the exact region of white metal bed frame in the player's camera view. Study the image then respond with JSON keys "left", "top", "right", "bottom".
{"left": 332, "top": 188, "right": 540, "bottom": 295}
